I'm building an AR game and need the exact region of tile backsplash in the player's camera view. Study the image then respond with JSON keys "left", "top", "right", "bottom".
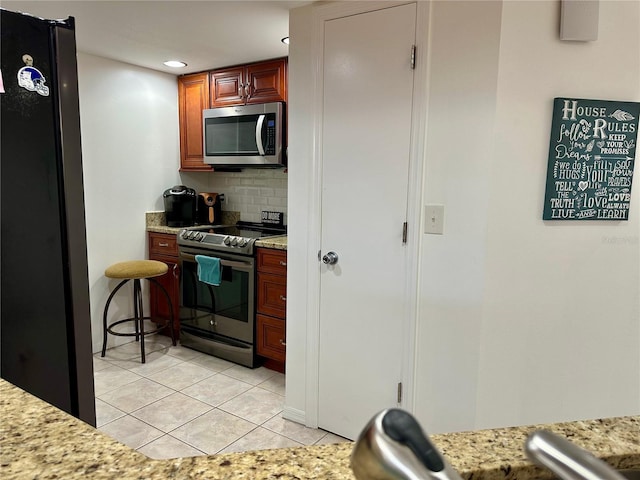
{"left": 180, "top": 169, "right": 288, "bottom": 224}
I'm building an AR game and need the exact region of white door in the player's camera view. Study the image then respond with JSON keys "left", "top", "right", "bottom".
{"left": 318, "top": 3, "right": 417, "bottom": 440}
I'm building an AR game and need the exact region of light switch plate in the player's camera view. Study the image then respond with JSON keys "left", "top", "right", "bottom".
{"left": 424, "top": 205, "right": 444, "bottom": 235}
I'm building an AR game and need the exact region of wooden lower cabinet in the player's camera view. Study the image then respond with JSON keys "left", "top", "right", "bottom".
{"left": 256, "top": 248, "right": 287, "bottom": 372}
{"left": 256, "top": 314, "right": 286, "bottom": 363}
{"left": 148, "top": 232, "right": 180, "bottom": 339}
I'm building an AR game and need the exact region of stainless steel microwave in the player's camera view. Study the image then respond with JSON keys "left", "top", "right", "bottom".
{"left": 203, "top": 102, "right": 284, "bottom": 167}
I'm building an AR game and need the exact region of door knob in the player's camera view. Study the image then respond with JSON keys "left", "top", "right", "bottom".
{"left": 322, "top": 251, "right": 339, "bottom": 265}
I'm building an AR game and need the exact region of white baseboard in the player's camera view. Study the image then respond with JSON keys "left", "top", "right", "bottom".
{"left": 282, "top": 406, "right": 306, "bottom": 425}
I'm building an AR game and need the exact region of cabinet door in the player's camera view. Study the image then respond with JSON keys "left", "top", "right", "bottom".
{"left": 210, "top": 67, "right": 245, "bottom": 107}
{"left": 148, "top": 256, "right": 180, "bottom": 338}
{"left": 257, "top": 248, "right": 287, "bottom": 275}
{"left": 245, "top": 59, "right": 287, "bottom": 104}
{"left": 256, "top": 314, "right": 286, "bottom": 362}
{"left": 148, "top": 233, "right": 180, "bottom": 338}
{"left": 257, "top": 272, "right": 287, "bottom": 318}
{"left": 149, "top": 233, "right": 178, "bottom": 257}
{"left": 178, "top": 73, "right": 212, "bottom": 171}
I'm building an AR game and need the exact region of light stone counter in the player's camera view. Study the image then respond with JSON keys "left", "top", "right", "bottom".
{"left": 1, "top": 379, "right": 638, "bottom": 480}
{"left": 145, "top": 229, "right": 288, "bottom": 252}
{"left": 145, "top": 211, "right": 288, "bottom": 250}
{"left": 255, "top": 235, "right": 288, "bottom": 250}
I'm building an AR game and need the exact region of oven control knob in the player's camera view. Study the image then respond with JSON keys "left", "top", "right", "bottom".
{"left": 239, "top": 238, "right": 248, "bottom": 247}
{"left": 223, "top": 236, "right": 231, "bottom": 245}
{"left": 180, "top": 230, "right": 188, "bottom": 239}
{"left": 195, "top": 233, "right": 203, "bottom": 241}
{"left": 231, "top": 237, "right": 239, "bottom": 246}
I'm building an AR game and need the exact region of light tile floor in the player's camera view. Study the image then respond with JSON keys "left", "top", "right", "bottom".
{"left": 94, "top": 335, "right": 348, "bottom": 459}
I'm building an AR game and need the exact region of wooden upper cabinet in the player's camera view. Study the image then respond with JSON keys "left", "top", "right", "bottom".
{"left": 178, "top": 72, "right": 212, "bottom": 171}
{"left": 210, "top": 67, "right": 245, "bottom": 107}
{"left": 245, "top": 59, "right": 287, "bottom": 104}
{"left": 210, "top": 58, "right": 287, "bottom": 107}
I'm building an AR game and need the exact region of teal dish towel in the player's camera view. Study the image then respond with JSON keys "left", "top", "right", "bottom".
{"left": 195, "top": 255, "right": 221, "bottom": 286}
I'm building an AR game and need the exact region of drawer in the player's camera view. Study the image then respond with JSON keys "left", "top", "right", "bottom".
{"left": 257, "top": 273, "right": 286, "bottom": 318}
{"left": 256, "top": 314, "right": 285, "bottom": 362}
{"left": 149, "top": 232, "right": 178, "bottom": 257}
{"left": 257, "top": 248, "right": 287, "bottom": 275}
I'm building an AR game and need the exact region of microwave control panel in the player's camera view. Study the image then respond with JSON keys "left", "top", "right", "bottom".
{"left": 264, "top": 115, "right": 277, "bottom": 155}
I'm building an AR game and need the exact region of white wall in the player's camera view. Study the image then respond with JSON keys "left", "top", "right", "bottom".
{"left": 414, "top": 0, "right": 640, "bottom": 433}
{"left": 77, "top": 53, "right": 181, "bottom": 352}
{"left": 284, "top": 3, "right": 315, "bottom": 423}
{"left": 473, "top": 0, "right": 640, "bottom": 429}
{"left": 288, "top": 0, "right": 640, "bottom": 434}
{"left": 414, "top": 0, "right": 503, "bottom": 433}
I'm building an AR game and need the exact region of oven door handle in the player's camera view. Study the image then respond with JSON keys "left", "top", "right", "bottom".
{"left": 180, "top": 253, "right": 252, "bottom": 271}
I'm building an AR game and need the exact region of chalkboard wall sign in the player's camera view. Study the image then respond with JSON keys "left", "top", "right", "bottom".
{"left": 543, "top": 97, "right": 639, "bottom": 220}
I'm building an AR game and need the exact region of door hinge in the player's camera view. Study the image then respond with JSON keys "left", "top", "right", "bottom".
{"left": 397, "top": 382, "right": 403, "bottom": 404}
{"left": 402, "top": 222, "right": 408, "bottom": 244}
{"left": 410, "top": 45, "right": 416, "bottom": 69}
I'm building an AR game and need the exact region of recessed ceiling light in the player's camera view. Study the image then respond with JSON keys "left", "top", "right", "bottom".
{"left": 281, "top": 37, "right": 289, "bottom": 45}
{"left": 163, "top": 60, "right": 187, "bottom": 68}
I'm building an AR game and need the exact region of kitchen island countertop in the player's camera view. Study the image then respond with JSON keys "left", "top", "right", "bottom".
{"left": 1, "top": 378, "right": 638, "bottom": 480}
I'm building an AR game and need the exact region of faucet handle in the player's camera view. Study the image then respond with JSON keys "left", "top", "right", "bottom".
{"left": 351, "top": 408, "right": 464, "bottom": 480}
{"left": 381, "top": 409, "right": 446, "bottom": 473}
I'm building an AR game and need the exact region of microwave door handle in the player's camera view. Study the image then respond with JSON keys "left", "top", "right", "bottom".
{"left": 255, "top": 114, "right": 266, "bottom": 156}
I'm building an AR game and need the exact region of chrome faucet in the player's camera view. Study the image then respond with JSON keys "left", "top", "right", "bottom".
{"left": 525, "top": 430, "right": 627, "bottom": 480}
{"left": 351, "top": 409, "right": 464, "bottom": 480}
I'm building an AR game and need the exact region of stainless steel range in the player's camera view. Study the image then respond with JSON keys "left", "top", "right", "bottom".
{"left": 177, "top": 221, "right": 286, "bottom": 367}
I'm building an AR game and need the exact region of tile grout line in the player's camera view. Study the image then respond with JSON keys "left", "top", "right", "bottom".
{"left": 96, "top": 341, "right": 328, "bottom": 458}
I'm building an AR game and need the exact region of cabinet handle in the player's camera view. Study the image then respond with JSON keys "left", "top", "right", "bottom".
{"left": 244, "top": 83, "right": 252, "bottom": 99}
{"left": 172, "top": 263, "right": 179, "bottom": 279}
{"left": 279, "top": 295, "right": 286, "bottom": 302}
{"left": 279, "top": 261, "right": 287, "bottom": 266}
{"left": 158, "top": 242, "right": 169, "bottom": 247}
{"left": 279, "top": 339, "right": 286, "bottom": 346}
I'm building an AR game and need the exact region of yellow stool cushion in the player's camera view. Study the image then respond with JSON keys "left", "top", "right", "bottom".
{"left": 105, "top": 260, "right": 168, "bottom": 279}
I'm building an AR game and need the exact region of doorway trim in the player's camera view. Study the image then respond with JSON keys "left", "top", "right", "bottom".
{"left": 303, "top": 0, "right": 431, "bottom": 429}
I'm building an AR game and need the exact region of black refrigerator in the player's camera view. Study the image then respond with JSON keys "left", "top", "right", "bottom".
{"left": 1, "top": 8, "right": 96, "bottom": 426}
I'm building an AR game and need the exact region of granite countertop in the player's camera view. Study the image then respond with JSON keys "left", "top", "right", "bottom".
{"left": 2, "top": 379, "right": 638, "bottom": 480}
{"left": 147, "top": 225, "right": 183, "bottom": 235}
{"left": 145, "top": 211, "right": 288, "bottom": 250}
{"left": 255, "top": 235, "right": 287, "bottom": 250}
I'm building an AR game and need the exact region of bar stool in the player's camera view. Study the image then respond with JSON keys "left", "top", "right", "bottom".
{"left": 101, "top": 260, "right": 176, "bottom": 363}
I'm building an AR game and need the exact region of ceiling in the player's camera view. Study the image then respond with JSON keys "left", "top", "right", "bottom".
{"left": 2, "top": 1, "right": 313, "bottom": 75}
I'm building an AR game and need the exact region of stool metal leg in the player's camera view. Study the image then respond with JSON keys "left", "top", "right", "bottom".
{"left": 101, "top": 279, "right": 130, "bottom": 357}
{"left": 134, "top": 279, "right": 147, "bottom": 363}
{"left": 133, "top": 279, "right": 141, "bottom": 342}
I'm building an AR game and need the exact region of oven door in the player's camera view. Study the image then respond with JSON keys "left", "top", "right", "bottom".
{"left": 179, "top": 248, "right": 254, "bottom": 346}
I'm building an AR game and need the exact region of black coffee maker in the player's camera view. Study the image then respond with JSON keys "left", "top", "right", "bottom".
{"left": 163, "top": 185, "right": 196, "bottom": 227}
